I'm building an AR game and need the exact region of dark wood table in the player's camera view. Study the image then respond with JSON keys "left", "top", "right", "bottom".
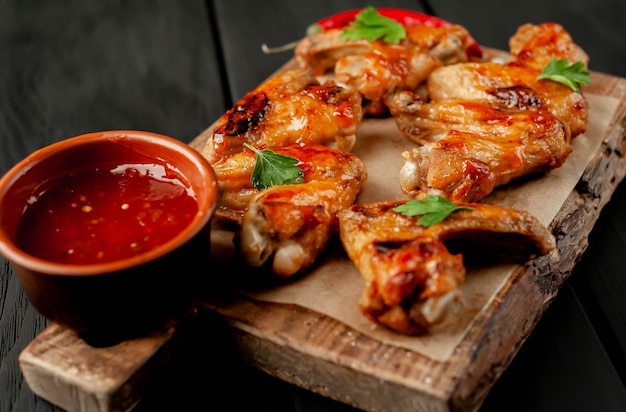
{"left": 2, "top": 1, "right": 626, "bottom": 411}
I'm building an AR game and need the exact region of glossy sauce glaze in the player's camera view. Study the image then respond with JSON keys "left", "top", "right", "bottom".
{"left": 16, "top": 161, "right": 198, "bottom": 264}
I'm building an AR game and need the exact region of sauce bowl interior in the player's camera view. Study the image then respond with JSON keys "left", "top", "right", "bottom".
{"left": 0, "top": 130, "right": 218, "bottom": 345}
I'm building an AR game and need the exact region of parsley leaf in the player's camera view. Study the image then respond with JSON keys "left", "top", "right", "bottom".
{"left": 339, "top": 6, "right": 406, "bottom": 44}
{"left": 536, "top": 57, "right": 591, "bottom": 92}
{"left": 392, "top": 195, "right": 474, "bottom": 227}
{"left": 244, "top": 143, "right": 305, "bottom": 190}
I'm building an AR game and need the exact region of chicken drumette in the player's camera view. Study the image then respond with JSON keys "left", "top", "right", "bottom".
{"left": 295, "top": 24, "right": 479, "bottom": 115}
{"left": 387, "top": 23, "right": 589, "bottom": 202}
{"left": 388, "top": 93, "right": 572, "bottom": 201}
{"left": 338, "top": 200, "right": 555, "bottom": 335}
{"left": 202, "top": 68, "right": 363, "bottom": 164}
{"left": 213, "top": 144, "right": 367, "bottom": 278}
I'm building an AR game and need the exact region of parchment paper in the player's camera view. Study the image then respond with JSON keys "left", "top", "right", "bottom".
{"left": 209, "top": 93, "right": 618, "bottom": 361}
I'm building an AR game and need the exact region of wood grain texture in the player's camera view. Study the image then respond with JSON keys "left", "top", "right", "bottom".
{"left": 19, "top": 312, "right": 197, "bottom": 412}
{"left": 569, "top": 157, "right": 626, "bottom": 381}
{"left": 481, "top": 283, "right": 626, "bottom": 412}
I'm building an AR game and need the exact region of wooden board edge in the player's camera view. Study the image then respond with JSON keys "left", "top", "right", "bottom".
{"left": 213, "top": 313, "right": 451, "bottom": 411}
{"left": 195, "top": 296, "right": 454, "bottom": 412}
{"left": 448, "top": 71, "right": 626, "bottom": 410}
{"left": 18, "top": 310, "right": 198, "bottom": 412}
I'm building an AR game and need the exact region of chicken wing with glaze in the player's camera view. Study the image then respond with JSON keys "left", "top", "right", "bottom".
{"left": 338, "top": 200, "right": 555, "bottom": 335}
{"left": 216, "top": 144, "right": 367, "bottom": 278}
{"left": 426, "top": 61, "right": 588, "bottom": 139}
{"left": 295, "top": 24, "right": 477, "bottom": 115}
{"left": 387, "top": 22, "right": 587, "bottom": 202}
{"left": 296, "top": 24, "right": 478, "bottom": 74}
{"left": 334, "top": 41, "right": 442, "bottom": 116}
{"left": 387, "top": 92, "right": 572, "bottom": 201}
{"left": 427, "top": 22, "right": 588, "bottom": 138}
{"left": 508, "top": 22, "right": 589, "bottom": 72}
{"left": 202, "top": 68, "right": 363, "bottom": 164}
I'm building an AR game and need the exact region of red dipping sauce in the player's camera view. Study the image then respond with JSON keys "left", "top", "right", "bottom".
{"left": 16, "top": 161, "right": 199, "bottom": 264}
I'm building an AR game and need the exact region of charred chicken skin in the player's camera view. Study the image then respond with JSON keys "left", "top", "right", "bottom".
{"left": 295, "top": 24, "right": 477, "bottom": 115}
{"left": 202, "top": 68, "right": 363, "bottom": 164}
{"left": 426, "top": 61, "right": 588, "bottom": 139}
{"left": 388, "top": 23, "right": 588, "bottom": 202}
{"left": 388, "top": 93, "right": 572, "bottom": 201}
{"left": 425, "top": 22, "right": 589, "bottom": 138}
{"left": 338, "top": 200, "right": 555, "bottom": 335}
{"left": 334, "top": 41, "right": 442, "bottom": 116}
{"left": 204, "top": 68, "right": 366, "bottom": 277}
{"left": 215, "top": 144, "right": 367, "bottom": 278}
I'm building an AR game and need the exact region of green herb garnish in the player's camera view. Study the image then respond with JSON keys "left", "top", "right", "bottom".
{"left": 339, "top": 6, "right": 406, "bottom": 44}
{"left": 244, "top": 143, "right": 304, "bottom": 190}
{"left": 392, "top": 195, "right": 474, "bottom": 227}
{"left": 536, "top": 57, "right": 591, "bottom": 92}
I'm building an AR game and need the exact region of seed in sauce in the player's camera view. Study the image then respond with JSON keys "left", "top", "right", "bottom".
{"left": 16, "top": 162, "right": 199, "bottom": 264}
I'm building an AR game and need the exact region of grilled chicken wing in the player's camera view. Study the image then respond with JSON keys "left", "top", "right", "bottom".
{"left": 202, "top": 68, "right": 363, "bottom": 164}
{"left": 295, "top": 24, "right": 477, "bottom": 115}
{"left": 296, "top": 24, "right": 477, "bottom": 74}
{"left": 338, "top": 200, "right": 555, "bottom": 335}
{"left": 218, "top": 144, "right": 367, "bottom": 278}
{"left": 427, "top": 22, "right": 588, "bottom": 138}
{"left": 334, "top": 42, "right": 442, "bottom": 115}
{"left": 388, "top": 22, "right": 587, "bottom": 202}
{"left": 426, "top": 61, "right": 588, "bottom": 138}
{"left": 509, "top": 22, "right": 589, "bottom": 72}
{"left": 388, "top": 93, "right": 572, "bottom": 201}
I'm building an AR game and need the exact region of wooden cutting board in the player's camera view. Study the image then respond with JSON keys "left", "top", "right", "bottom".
{"left": 18, "top": 67, "right": 626, "bottom": 412}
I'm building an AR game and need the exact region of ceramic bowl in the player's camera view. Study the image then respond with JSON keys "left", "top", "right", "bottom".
{"left": 0, "top": 130, "right": 218, "bottom": 345}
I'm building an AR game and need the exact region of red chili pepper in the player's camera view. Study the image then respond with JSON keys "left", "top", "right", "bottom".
{"left": 306, "top": 7, "right": 482, "bottom": 59}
